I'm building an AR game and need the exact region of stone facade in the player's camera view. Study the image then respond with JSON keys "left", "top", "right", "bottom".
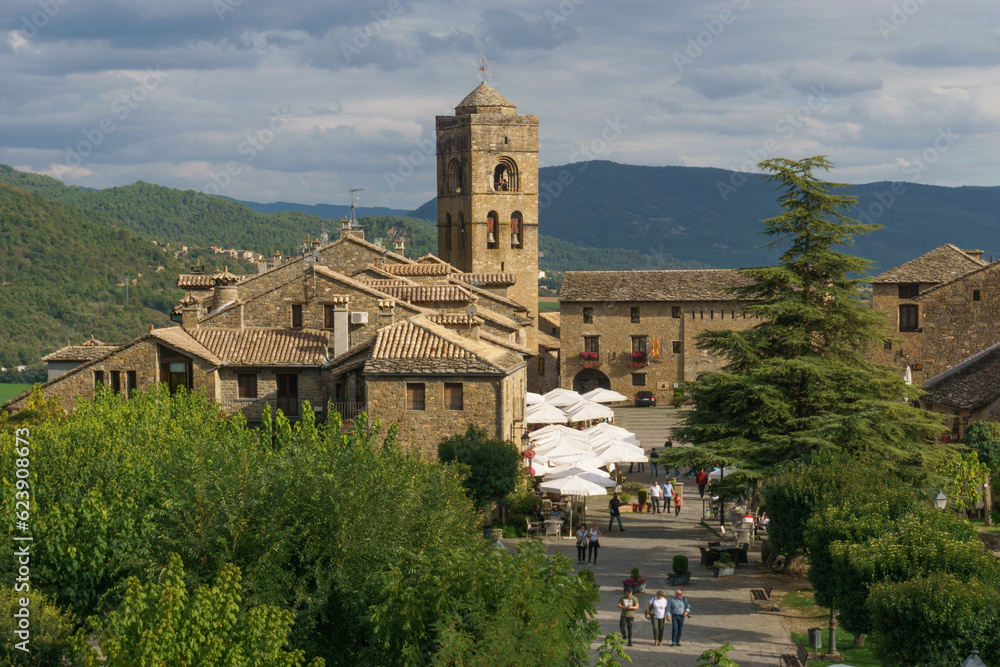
{"left": 559, "top": 298, "right": 757, "bottom": 397}
{"left": 365, "top": 367, "right": 526, "bottom": 458}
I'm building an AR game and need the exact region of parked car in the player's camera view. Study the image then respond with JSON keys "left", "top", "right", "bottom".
{"left": 634, "top": 391, "right": 656, "bottom": 407}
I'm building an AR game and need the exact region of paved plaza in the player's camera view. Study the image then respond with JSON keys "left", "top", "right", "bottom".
{"left": 525, "top": 406, "right": 801, "bottom": 665}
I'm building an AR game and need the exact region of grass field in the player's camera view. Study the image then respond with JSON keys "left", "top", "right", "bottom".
{"left": 538, "top": 300, "right": 559, "bottom": 313}
{"left": 777, "top": 588, "right": 879, "bottom": 667}
{"left": 0, "top": 383, "right": 30, "bottom": 403}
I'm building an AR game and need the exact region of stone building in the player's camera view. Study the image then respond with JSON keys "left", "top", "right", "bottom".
{"left": 921, "top": 341, "right": 1000, "bottom": 441}
{"left": 558, "top": 269, "right": 756, "bottom": 397}
{"left": 868, "top": 243, "right": 988, "bottom": 385}
{"left": 4, "top": 82, "right": 546, "bottom": 454}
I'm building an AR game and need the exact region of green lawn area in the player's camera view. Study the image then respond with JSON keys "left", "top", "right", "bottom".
{"left": 969, "top": 517, "right": 1000, "bottom": 533}
{"left": 538, "top": 301, "right": 559, "bottom": 313}
{"left": 778, "top": 588, "right": 880, "bottom": 667}
{"left": 0, "top": 383, "right": 30, "bottom": 403}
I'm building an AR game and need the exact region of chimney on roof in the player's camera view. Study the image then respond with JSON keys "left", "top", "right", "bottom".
{"left": 964, "top": 249, "right": 985, "bottom": 262}
{"left": 377, "top": 299, "right": 395, "bottom": 327}
{"left": 211, "top": 267, "right": 241, "bottom": 311}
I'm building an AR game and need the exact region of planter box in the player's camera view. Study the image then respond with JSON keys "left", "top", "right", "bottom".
{"left": 667, "top": 572, "right": 691, "bottom": 586}
{"left": 713, "top": 566, "right": 735, "bottom": 578}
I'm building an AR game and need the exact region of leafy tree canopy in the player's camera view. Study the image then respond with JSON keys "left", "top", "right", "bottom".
{"left": 438, "top": 424, "right": 522, "bottom": 511}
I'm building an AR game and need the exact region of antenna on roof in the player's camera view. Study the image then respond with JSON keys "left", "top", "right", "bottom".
{"left": 349, "top": 188, "right": 364, "bottom": 230}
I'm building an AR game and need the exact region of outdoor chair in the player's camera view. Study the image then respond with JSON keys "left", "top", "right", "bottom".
{"left": 542, "top": 499, "right": 553, "bottom": 512}
{"left": 525, "top": 517, "right": 542, "bottom": 538}
{"left": 735, "top": 528, "right": 752, "bottom": 548}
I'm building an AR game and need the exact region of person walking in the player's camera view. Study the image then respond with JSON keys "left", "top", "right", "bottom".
{"left": 649, "top": 448, "right": 658, "bottom": 477}
{"left": 662, "top": 481, "right": 674, "bottom": 517}
{"left": 575, "top": 523, "right": 588, "bottom": 564}
{"left": 646, "top": 590, "right": 668, "bottom": 646}
{"left": 618, "top": 587, "right": 639, "bottom": 647}
{"left": 695, "top": 469, "right": 709, "bottom": 498}
{"left": 666, "top": 589, "right": 691, "bottom": 646}
{"left": 608, "top": 493, "right": 625, "bottom": 532}
{"left": 586, "top": 524, "right": 601, "bottom": 564}
{"left": 673, "top": 492, "right": 682, "bottom": 516}
{"left": 649, "top": 481, "right": 663, "bottom": 514}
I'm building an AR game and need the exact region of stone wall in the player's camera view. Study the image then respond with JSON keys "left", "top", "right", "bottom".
{"left": 7, "top": 338, "right": 216, "bottom": 412}
{"left": 869, "top": 283, "right": 928, "bottom": 382}
{"left": 527, "top": 347, "right": 559, "bottom": 394}
{"left": 365, "top": 367, "right": 525, "bottom": 457}
{"left": 559, "top": 300, "right": 757, "bottom": 397}
{"left": 217, "top": 367, "right": 325, "bottom": 421}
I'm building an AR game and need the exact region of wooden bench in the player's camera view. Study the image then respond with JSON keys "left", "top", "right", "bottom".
{"left": 779, "top": 643, "right": 808, "bottom": 667}
{"left": 750, "top": 579, "right": 772, "bottom": 611}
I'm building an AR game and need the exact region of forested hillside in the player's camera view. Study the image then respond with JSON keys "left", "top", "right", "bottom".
{"left": 0, "top": 183, "right": 185, "bottom": 366}
{"left": 410, "top": 161, "right": 1000, "bottom": 273}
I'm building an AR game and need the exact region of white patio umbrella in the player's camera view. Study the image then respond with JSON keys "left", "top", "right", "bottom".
{"left": 526, "top": 391, "right": 545, "bottom": 405}
{"left": 539, "top": 474, "right": 614, "bottom": 530}
{"left": 594, "top": 439, "right": 649, "bottom": 464}
{"left": 533, "top": 436, "right": 592, "bottom": 460}
{"left": 525, "top": 403, "right": 569, "bottom": 424}
{"left": 544, "top": 452, "right": 608, "bottom": 469}
{"left": 903, "top": 365, "right": 913, "bottom": 385}
{"left": 584, "top": 422, "right": 634, "bottom": 439}
{"left": 544, "top": 463, "right": 611, "bottom": 479}
{"left": 581, "top": 387, "right": 629, "bottom": 403}
{"left": 564, "top": 400, "right": 615, "bottom": 423}
{"left": 583, "top": 427, "right": 640, "bottom": 448}
{"left": 543, "top": 387, "right": 585, "bottom": 407}
{"left": 530, "top": 426, "right": 588, "bottom": 446}
{"left": 528, "top": 424, "right": 579, "bottom": 441}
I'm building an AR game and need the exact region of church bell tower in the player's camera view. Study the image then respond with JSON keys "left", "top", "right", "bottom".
{"left": 436, "top": 82, "right": 539, "bottom": 328}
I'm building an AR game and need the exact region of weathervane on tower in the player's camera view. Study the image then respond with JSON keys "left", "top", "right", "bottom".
{"left": 471, "top": 40, "right": 494, "bottom": 82}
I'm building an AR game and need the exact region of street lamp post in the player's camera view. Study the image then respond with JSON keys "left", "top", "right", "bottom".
{"left": 933, "top": 490, "right": 948, "bottom": 510}
{"left": 961, "top": 650, "right": 987, "bottom": 667}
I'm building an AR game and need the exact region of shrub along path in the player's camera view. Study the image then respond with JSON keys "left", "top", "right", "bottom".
{"left": 530, "top": 494, "right": 798, "bottom": 666}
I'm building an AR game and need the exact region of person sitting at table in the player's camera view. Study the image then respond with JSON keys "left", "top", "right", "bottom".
{"left": 533, "top": 504, "right": 545, "bottom": 522}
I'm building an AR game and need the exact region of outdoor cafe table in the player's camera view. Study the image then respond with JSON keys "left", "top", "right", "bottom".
{"left": 544, "top": 518, "right": 564, "bottom": 539}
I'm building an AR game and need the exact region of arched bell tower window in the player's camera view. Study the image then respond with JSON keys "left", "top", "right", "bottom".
{"left": 447, "top": 159, "right": 463, "bottom": 193}
{"left": 486, "top": 210, "right": 499, "bottom": 250}
{"left": 493, "top": 157, "right": 518, "bottom": 192}
{"left": 510, "top": 211, "right": 523, "bottom": 249}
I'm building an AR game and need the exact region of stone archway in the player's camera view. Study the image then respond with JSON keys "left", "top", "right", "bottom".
{"left": 572, "top": 368, "right": 610, "bottom": 394}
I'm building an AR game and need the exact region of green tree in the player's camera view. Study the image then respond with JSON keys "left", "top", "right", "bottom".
{"left": 935, "top": 450, "right": 990, "bottom": 514}
{"left": 675, "top": 156, "right": 946, "bottom": 494}
{"left": 867, "top": 573, "right": 1000, "bottom": 667}
{"left": 0, "top": 586, "right": 77, "bottom": 666}
{"left": 71, "top": 553, "right": 322, "bottom": 667}
{"left": 438, "top": 425, "right": 522, "bottom": 525}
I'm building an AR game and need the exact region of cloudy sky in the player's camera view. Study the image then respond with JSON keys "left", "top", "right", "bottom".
{"left": 2, "top": 0, "right": 998, "bottom": 209}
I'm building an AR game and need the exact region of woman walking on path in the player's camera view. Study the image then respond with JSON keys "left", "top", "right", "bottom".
{"left": 646, "top": 590, "right": 668, "bottom": 646}
{"left": 586, "top": 525, "right": 602, "bottom": 564}
{"left": 575, "top": 523, "right": 588, "bottom": 564}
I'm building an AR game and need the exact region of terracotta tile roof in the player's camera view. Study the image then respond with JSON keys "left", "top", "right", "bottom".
{"left": 351, "top": 265, "right": 417, "bottom": 284}
{"left": 377, "top": 284, "right": 473, "bottom": 303}
{"left": 870, "top": 244, "right": 986, "bottom": 284}
{"left": 366, "top": 316, "right": 524, "bottom": 374}
{"left": 363, "top": 279, "right": 416, "bottom": 288}
{"left": 560, "top": 269, "right": 752, "bottom": 302}
{"left": 415, "top": 254, "right": 451, "bottom": 265}
{"left": 471, "top": 306, "right": 521, "bottom": 332}
{"left": 177, "top": 274, "right": 218, "bottom": 288}
{"left": 453, "top": 272, "right": 517, "bottom": 286}
{"left": 922, "top": 342, "right": 1000, "bottom": 411}
{"left": 427, "top": 314, "right": 485, "bottom": 326}
{"left": 191, "top": 328, "right": 328, "bottom": 366}
{"left": 383, "top": 263, "right": 453, "bottom": 276}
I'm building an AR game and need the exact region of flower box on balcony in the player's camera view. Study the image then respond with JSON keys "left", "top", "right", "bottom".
{"left": 580, "top": 351, "right": 599, "bottom": 361}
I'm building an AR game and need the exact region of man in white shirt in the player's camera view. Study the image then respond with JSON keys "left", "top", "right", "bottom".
{"left": 649, "top": 482, "right": 663, "bottom": 514}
